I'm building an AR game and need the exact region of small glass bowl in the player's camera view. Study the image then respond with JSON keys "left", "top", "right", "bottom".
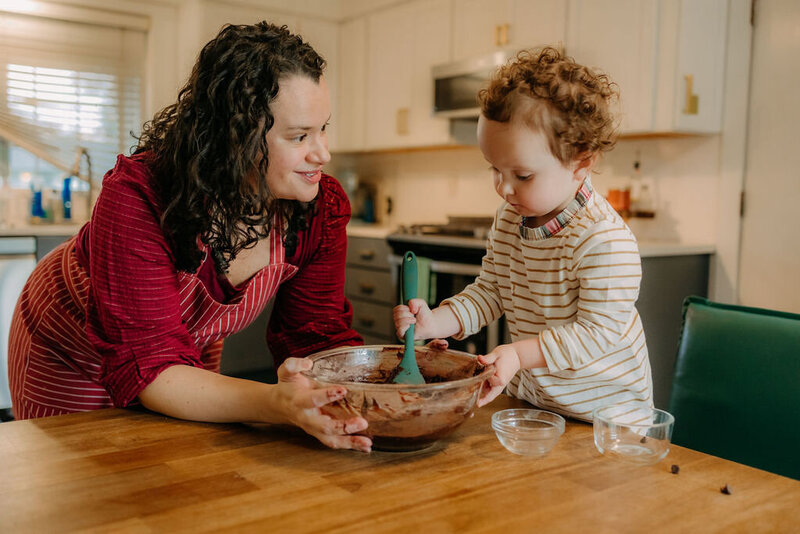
{"left": 491, "top": 409, "right": 565, "bottom": 457}
{"left": 593, "top": 404, "right": 675, "bottom": 465}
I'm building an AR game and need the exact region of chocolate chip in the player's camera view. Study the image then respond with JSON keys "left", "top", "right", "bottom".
{"left": 640, "top": 436, "right": 648, "bottom": 443}
{"left": 670, "top": 464, "right": 680, "bottom": 474}
{"left": 720, "top": 484, "right": 733, "bottom": 495}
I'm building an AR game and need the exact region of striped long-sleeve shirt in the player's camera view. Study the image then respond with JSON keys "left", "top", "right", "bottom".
{"left": 443, "top": 178, "right": 653, "bottom": 421}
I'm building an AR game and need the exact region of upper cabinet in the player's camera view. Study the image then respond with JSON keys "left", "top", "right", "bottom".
{"left": 566, "top": 0, "right": 728, "bottom": 135}
{"left": 333, "top": 17, "right": 367, "bottom": 152}
{"left": 296, "top": 18, "right": 340, "bottom": 148}
{"left": 335, "top": 0, "right": 729, "bottom": 152}
{"left": 452, "top": 0, "right": 567, "bottom": 60}
{"left": 364, "top": 0, "right": 452, "bottom": 150}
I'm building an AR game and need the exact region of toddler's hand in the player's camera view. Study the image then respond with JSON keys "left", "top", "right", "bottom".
{"left": 393, "top": 298, "right": 433, "bottom": 340}
{"left": 425, "top": 338, "right": 449, "bottom": 351}
{"left": 477, "top": 344, "right": 522, "bottom": 407}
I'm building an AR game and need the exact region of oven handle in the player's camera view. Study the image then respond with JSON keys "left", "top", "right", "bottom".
{"left": 389, "top": 255, "right": 482, "bottom": 277}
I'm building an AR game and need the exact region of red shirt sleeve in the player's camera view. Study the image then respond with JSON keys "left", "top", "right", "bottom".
{"left": 267, "top": 175, "right": 364, "bottom": 367}
{"left": 83, "top": 154, "right": 205, "bottom": 407}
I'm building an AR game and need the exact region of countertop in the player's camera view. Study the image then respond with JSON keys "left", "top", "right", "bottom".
{"left": 1, "top": 395, "right": 797, "bottom": 532}
{"left": 0, "top": 223, "right": 84, "bottom": 237}
{"left": 347, "top": 223, "right": 715, "bottom": 258}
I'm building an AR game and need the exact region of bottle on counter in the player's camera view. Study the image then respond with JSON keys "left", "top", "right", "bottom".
{"left": 629, "top": 158, "right": 656, "bottom": 218}
{"left": 62, "top": 175, "right": 72, "bottom": 221}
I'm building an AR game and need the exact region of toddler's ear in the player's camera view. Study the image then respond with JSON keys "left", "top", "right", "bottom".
{"left": 571, "top": 153, "right": 597, "bottom": 180}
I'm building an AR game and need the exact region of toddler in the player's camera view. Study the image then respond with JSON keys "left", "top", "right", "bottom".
{"left": 394, "top": 47, "right": 653, "bottom": 421}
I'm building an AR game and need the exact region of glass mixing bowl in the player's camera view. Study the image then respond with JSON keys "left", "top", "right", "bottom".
{"left": 593, "top": 404, "right": 675, "bottom": 465}
{"left": 302, "top": 345, "right": 493, "bottom": 451}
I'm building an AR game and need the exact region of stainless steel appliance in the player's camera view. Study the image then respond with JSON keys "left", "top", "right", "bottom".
{"left": 432, "top": 50, "right": 516, "bottom": 118}
{"left": 387, "top": 216, "right": 507, "bottom": 355}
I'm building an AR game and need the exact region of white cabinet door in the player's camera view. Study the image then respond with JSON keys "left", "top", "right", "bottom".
{"left": 663, "top": 0, "right": 728, "bottom": 133}
{"left": 297, "top": 18, "right": 340, "bottom": 149}
{"left": 566, "top": 0, "right": 658, "bottom": 134}
{"left": 453, "top": 0, "right": 566, "bottom": 60}
{"left": 366, "top": 0, "right": 452, "bottom": 149}
{"left": 334, "top": 17, "right": 368, "bottom": 151}
{"left": 568, "top": 0, "right": 727, "bottom": 135}
{"left": 511, "top": 0, "right": 568, "bottom": 50}
{"left": 452, "top": 0, "right": 513, "bottom": 60}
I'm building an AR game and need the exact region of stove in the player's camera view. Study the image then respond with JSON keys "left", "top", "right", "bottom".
{"left": 395, "top": 215, "right": 493, "bottom": 240}
{"left": 385, "top": 215, "right": 507, "bottom": 354}
{"left": 388, "top": 215, "right": 493, "bottom": 262}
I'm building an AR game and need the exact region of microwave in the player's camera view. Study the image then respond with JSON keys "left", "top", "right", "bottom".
{"left": 432, "top": 49, "right": 517, "bottom": 118}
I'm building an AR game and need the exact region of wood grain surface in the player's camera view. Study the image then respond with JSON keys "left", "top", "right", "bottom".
{"left": 1, "top": 395, "right": 798, "bottom": 533}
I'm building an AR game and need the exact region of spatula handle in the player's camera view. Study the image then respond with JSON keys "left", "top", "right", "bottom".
{"left": 402, "top": 251, "right": 418, "bottom": 304}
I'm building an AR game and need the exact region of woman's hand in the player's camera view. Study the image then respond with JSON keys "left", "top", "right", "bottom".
{"left": 272, "top": 358, "right": 372, "bottom": 452}
{"left": 393, "top": 298, "right": 435, "bottom": 340}
{"left": 476, "top": 344, "right": 522, "bottom": 407}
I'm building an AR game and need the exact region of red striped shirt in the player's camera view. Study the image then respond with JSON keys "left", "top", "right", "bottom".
{"left": 9, "top": 153, "right": 362, "bottom": 419}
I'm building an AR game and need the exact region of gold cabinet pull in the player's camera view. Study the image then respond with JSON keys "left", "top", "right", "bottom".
{"left": 396, "top": 107, "right": 409, "bottom": 135}
{"left": 358, "top": 282, "right": 376, "bottom": 295}
{"left": 358, "top": 250, "right": 375, "bottom": 261}
{"left": 501, "top": 23, "right": 509, "bottom": 46}
{"left": 683, "top": 74, "right": 699, "bottom": 115}
{"left": 357, "top": 317, "right": 375, "bottom": 329}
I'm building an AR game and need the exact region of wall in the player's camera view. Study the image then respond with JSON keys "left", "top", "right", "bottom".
{"left": 330, "top": 134, "right": 722, "bottom": 248}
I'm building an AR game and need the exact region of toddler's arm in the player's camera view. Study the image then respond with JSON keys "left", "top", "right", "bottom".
{"left": 393, "top": 298, "right": 462, "bottom": 341}
{"left": 477, "top": 337, "right": 546, "bottom": 407}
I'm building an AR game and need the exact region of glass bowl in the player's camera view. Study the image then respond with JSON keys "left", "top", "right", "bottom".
{"left": 302, "top": 345, "right": 493, "bottom": 452}
{"left": 593, "top": 404, "right": 675, "bottom": 465}
{"left": 491, "top": 409, "right": 565, "bottom": 456}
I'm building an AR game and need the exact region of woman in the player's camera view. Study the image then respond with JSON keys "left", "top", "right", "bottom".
{"left": 8, "top": 22, "right": 372, "bottom": 452}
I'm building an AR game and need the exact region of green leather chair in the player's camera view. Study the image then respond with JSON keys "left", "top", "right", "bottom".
{"left": 668, "top": 296, "right": 800, "bottom": 480}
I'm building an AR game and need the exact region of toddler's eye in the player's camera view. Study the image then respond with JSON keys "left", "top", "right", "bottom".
{"left": 322, "top": 122, "right": 330, "bottom": 132}
{"left": 516, "top": 174, "right": 533, "bottom": 181}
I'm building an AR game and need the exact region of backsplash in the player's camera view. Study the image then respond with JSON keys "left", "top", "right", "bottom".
{"left": 330, "top": 134, "right": 721, "bottom": 246}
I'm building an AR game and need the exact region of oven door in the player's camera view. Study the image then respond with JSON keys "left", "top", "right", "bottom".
{"left": 389, "top": 254, "right": 504, "bottom": 355}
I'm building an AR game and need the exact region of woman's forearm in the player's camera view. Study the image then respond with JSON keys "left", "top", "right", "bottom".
{"left": 138, "top": 365, "right": 286, "bottom": 424}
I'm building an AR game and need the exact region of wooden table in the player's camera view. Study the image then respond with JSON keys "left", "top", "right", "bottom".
{"left": 1, "top": 395, "right": 798, "bottom": 533}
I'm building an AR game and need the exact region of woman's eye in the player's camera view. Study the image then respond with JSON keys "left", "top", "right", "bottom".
{"left": 293, "top": 134, "right": 307, "bottom": 142}
{"left": 322, "top": 122, "right": 329, "bottom": 132}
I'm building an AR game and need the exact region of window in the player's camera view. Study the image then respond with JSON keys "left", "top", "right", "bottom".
{"left": 0, "top": 9, "right": 146, "bottom": 192}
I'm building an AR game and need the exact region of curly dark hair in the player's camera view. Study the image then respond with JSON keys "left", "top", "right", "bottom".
{"left": 478, "top": 47, "right": 619, "bottom": 166}
{"left": 134, "top": 22, "right": 326, "bottom": 273}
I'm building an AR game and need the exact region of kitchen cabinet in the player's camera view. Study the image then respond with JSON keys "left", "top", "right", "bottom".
{"left": 334, "top": 17, "right": 367, "bottom": 152}
{"left": 295, "top": 18, "right": 341, "bottom": 150}
{"left": 345, "top": 235, "right": 397, "bottom": 344}
{"left": 566, "top": 0, "right": 727, "bottom": 134}
{"left": 638, "top": 253, "right": 710, "bottom": 410}
{"left": 364, "top": 0, "right": 452, "bottom": 150}
{"left": 452, "top": 0, "right": 567, "bottom": 61}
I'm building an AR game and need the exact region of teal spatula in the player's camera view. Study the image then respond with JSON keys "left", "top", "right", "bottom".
{"left": 393, "top": 251, "right": 425, "bottom": 385}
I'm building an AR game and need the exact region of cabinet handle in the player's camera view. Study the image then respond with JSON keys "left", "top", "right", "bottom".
{"left": 396, "top": 108, "right": 409, "bottom": 135}
{"left": 501, "top": 23, "right": 509, "bottom": 46}
{"left": 358, "top": 250, "right": 375, "bottom": 261}
{"left": 683, "top": 74, "right": 699, "bottom": 115}
{"left": 358, "top": 283, "right": 376, "bottom": 295}
{"left": 358, "top": 317, "right": 375, "bottom": 328}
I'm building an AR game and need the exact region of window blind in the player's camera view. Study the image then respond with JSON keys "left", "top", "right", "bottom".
{"left": 0, "top": 10, "right": 145, "bottom": 182}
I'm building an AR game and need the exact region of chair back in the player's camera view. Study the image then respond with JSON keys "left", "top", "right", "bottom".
{"left": 669, "top": 296, "right": 800, "bottom": 480}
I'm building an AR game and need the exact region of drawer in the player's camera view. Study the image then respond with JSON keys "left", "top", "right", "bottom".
{"left": 345, "top": 266, "right": 396, "bottom": 305}
{"left": 351, "top": 299, "right": 395, "bottom": 339}
{"left": 347, "top": 236, "right": 392, "bottom": 269}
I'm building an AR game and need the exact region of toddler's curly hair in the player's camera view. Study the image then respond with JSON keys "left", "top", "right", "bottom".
{"left": 478, "top": 47, "right": 619, "bottom": 165}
